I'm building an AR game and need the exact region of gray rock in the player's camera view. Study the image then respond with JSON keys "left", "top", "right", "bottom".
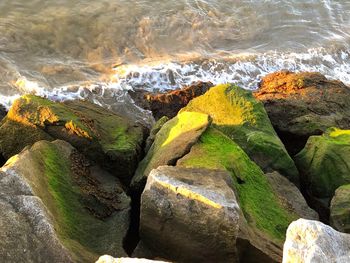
{"left": 139, "top": 165, "right": 241, "bottom": 263}
{"left": 0, "top": 162, "right": 72, "bottom": 263}
{"left": 266, "top": 172, "right": 318, "bottom": 220}
{"left": 283, "top": 219, "right": 350, "bottom": 263}
{"left": 330, "top": 184, "right": 350, "bottom": 233}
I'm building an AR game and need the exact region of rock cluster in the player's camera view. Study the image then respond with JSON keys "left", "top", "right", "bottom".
{"left": 1, "top": 71, "right": 350, "bottom": 263}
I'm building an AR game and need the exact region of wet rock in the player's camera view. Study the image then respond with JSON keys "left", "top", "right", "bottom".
{"left": 129, "top": 81, "right": 213, "bottom": 120}
{"left": 330, "top": 184, "right": 350, "bottom": 233}
{"left": 295, "top": 128, "right": 350, "bottom": 199}
{"left": 131, "top": 111, "right": 210, "bottom": 192}
{"left": 0, "top": 140, "right": 130, "bottom": 262}
{"left": 96, "top": 255, "right": 169, "bottom": 263}
{"left": 255, "top": 71, "right": 350, "bottom": 155}
{"left": 139, "top": 166, "right": 241, "bottom": 263}
{"left": 0, "top": 95, "right": 147, "bottom": 185}
{"left": 182, "top": 84, "right": 299, "bottom": 185}
{"left": 283, "top": 219, "right": 350, "bottom": 263}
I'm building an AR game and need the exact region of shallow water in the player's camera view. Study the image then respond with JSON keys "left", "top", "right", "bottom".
{"left": 0, "top": 0, "right": 350, "bottom": 122}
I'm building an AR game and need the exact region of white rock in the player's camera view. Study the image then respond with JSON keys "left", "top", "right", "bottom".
{"left": 283, "top": 219, "right": 350, "bottom": 263}
{"left": 96, "top": 255, "right": 169, "bottom": 263}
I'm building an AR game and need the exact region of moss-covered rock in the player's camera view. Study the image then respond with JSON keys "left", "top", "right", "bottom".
{"left": 178, "top": 127, "right": 298, "bottom": 244}
{"left": 1, "top": 95, "right": 146, "bottom": 184}
{"left": 255, "top": 71, "right": 350, "bottom": 155}
{"left": 295, "top": 127, "right": 350, "bottom": 199}
{"left": 330, "top": 184, "right": 350, "bottom": 233}
{"left": 0, "top": 118, "right": 53, "bottom": 159}
{"left": 131, "top": 111, "right": 210, "bottom": 192}
{"left": 0, "top": 140, "right": 130, "bottom": 263}
{"left": 180, "top": 84, "right": 299, "bottom": 185}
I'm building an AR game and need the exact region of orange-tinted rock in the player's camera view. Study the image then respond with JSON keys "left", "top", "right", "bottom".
{"left": 254, "top": 71, "right": 350, "bottom": 154}
{"left": 130, "top": 81, "right": 213, "bottom": 120}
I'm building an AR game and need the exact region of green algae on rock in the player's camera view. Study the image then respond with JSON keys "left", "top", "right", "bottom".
{"left": 1, "top": 95, "right": 146, "bottom": 184}
{"left": 255, "top": 71, "right": 350, "bottom": 155}
{"left": 0, "top": 140, "right": 130, "bottom": 263}
{"left": 0, "top": 118, "right": 53, "bottom": 159}
{"left": 178, "top": 127, "right": 298, "bottom": 243}
{"left": 295, "top": 127, "right": 350, "bottom": 199}
{"left": 330, "top": 184, "right": 350, "bottom": 233}
{"left": 180, "top": 84, "right": 299, "bottom": 185}
{"left": 131, "top": 111, "right": 210, "bottom": 192}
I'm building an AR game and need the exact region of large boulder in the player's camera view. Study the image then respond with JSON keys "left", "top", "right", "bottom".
{"left": 330, "top": 184, "right": 350, "bottom": 233}
{"left": 0, "top": 104, "right": 6, "bottom": 121}
{"left": 0, "top": 95, "right": 147, "bottom": 184}
{"left": 0, "top": 140, "right": 130, "bottom": 263}
{"left": 181, "top": 84, "right": 299, "bottom": 185}
{"left": 295, "top": 128, "right": 350, "bottom": 199}
{"left": 130, "top": 81, "right": 213, "bottom": 120}
{"left": 177, "top": 127, "right": 299, "bottom": 262}
{"left": 131, "top": 111, "right": 210, "bottom": 192}
{"left": 139, "top": 165, "right": 241, "bottom": 263}
{"left": 283, "top": 219, "right": 350, "bottom": 263}
{"left": 255, "top": 71, "right": 350, "bottom": 155}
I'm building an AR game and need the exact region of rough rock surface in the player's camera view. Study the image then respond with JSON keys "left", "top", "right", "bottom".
{"left": 255, "top": 71, "right": 350, "bottom": 155}
{"left": 181, "top": 84, "right": 299, "bottom": 185}
{"left": 283, "top": 219, "right": 350, "bottom": 263}
{"left": 295, "top": 128, "right": 350, "bottom": 199}
{"left": 0, "top": 140, "right": 130, "bottom": 263}
{"left": 96, "top": 255, "right": 169, "bottom": 263}
{"left": 129, "top": 81, "right": 213, "bottom": 120}
{"left": 131, "top": 111, "right": 210, "bottom": 192}
{"left": 266, "top": 172, "right": 318, "bottom": 220}
{"left": 0, "top": 95, "right": 146, "bottom": 184}
{"left": 330, "top": 184, "right": 350, "bottom": 233}
{"left": 139, "top": 165, "right": 241, "bottom": 263}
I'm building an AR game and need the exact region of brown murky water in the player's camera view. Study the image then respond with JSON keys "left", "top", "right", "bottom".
{"left": 0, "top": 0, "right": 350, "bottom": 122}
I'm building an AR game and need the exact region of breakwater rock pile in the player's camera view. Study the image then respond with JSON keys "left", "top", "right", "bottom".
{"left": 1, "top": 71, "right": 350, "bottom": 263}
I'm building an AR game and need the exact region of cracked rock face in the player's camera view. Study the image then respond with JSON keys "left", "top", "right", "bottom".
{"left": 138, "top": 165, "right": 241, "bottom": 263}
{"left": 283, "top": 219, "right": 350, "bottom": 263}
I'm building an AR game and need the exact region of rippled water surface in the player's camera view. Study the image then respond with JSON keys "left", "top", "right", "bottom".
{"left": 0, "top": 0, "right": 350, "bottom": 121}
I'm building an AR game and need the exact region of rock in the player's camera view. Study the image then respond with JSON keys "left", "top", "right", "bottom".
{"left": 96, "top": 255, "right": 169, "bottom": 263}
{"left": 255, "top": 71, "right": 350, "bottom": 155}
{"left": 0, "top": 119, "right": 53, "bottom": 159}
{"left": 177, "top": 127, "right": 298, "bottom": 262}
{"left": 330, "top": 184, "right": 350, "bottom": 233}
{"left": 0, "top": 140, "right": 130, "bottom": 262}
{"left": 130, "top": 81, "right": 213, "bottom": 120}
{"left": 266, "top": 172, "right": 318, "bottom": 220}
{"left": 295, "top": 128, "right": 350, "bottom": 199}
{"left": 131, "top": 111, "right": 210, "bottom": 192}
{"left": 1, "top": 95, "right": 147, "bottom": 184}
{"left": 139, "top": 165, "right": 241, "bottom": 263}
{"left": 283, "top": 218, "right": 350, "bottom": 263}
{"left": 181, "top": 84, "right": 299, "bottom": 185}
{"left": 144, "top": 116, "right": 169, "bottom": 153}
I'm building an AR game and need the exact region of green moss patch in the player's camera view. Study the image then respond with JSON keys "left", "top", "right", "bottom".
{"left": 132, "top": 111, "right": 210, "bottom": 191}
{"left": 295, "top": 127, "right": 350, "bottom": 198}
{"left": 180, "top": 84, "right": 299, "bottom": 184}
{"left": 178, "top": 127, "right": 297, "bottom": 241}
